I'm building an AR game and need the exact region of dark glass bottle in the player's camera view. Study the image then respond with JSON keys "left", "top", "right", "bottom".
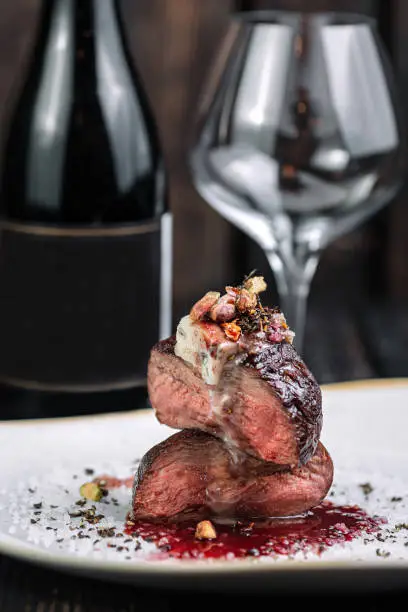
{"left": 0, "top": 0, "right": 172, "bottom": 418}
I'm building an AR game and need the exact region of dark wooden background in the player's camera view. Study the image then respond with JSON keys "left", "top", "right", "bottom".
{"left": 0, "top": 0, "right": 407, "bottom": 381}
{"left": 0, "top": 3, "right": 407, "bottom": 607}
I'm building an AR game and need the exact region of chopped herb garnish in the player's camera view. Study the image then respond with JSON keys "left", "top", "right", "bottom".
{"left": 359, "top": 483, "right": 373, "bottom": 496}
{"left": 97, "top": 527, "right": 116, "bottom": 538}
{"left": 159, "top": 544, "right": 171, "bottom": 552}
{"left": 376, "top": 549, "right": 391, "bottom": 558}
{"left": 69, "top": 511, "right": 82, "bottom": 518}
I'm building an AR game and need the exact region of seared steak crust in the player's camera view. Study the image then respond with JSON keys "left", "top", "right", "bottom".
{"left": 246, "top": 341, "right": 322, "bottom": 465}
{"left": 148, "top": 337, "right": 322, "bottom": 467}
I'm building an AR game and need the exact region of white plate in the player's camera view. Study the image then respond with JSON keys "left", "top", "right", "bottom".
{"left": 0, "top": 379, "right": 408, "bottom": 593}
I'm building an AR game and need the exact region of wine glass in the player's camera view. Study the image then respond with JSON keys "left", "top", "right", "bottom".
{"left": 189, "top": 11, "right": 405, "bottom": 353}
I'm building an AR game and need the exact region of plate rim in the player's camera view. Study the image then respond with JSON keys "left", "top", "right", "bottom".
{"left": 0, "top": 529, "right": 406, "bottom": 577}
{"left": 0, "top": 377, "right": 407, "bottom": 580}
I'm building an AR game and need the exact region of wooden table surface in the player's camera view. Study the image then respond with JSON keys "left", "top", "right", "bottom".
{"left": 0, "top": 301, "right": 407, "bottom": 611}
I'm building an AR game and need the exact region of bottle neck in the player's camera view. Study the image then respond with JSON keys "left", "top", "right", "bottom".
{"left": 38, "top": 0, "right": 124, "bottom": 62}
{"left": 1, "top": 0, "right": 164, "bottom": 223}
{"left": 34, "top": 0, "right": 137, "bottom": 99}
{"left": 41, "top": 0, "right": 121, "bottom": 23}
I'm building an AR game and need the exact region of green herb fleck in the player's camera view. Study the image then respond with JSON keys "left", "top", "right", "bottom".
{"left": 359, "top": 483, "right": 373, "bottom": 496}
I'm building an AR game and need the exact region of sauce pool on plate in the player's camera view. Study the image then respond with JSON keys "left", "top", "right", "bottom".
{"left": 124, "top": 501, "right": 384, "bottom": 560}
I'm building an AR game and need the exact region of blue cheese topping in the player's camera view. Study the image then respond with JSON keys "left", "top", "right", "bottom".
{"left": 174, "top": 315, "right": 238, "bottom": 385}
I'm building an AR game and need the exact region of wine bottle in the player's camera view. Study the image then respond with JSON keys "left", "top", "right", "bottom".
{"left": 0, "top": 0, "right": 171, "bottom": 416}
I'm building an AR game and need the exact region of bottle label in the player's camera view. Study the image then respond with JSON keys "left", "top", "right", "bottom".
{"left": 0, "top": 214, "right": 172, "bottom": 392}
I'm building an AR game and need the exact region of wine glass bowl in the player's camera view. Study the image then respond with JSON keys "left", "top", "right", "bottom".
{"left": 190, "top": 11, "right": 405, "bottom": 353}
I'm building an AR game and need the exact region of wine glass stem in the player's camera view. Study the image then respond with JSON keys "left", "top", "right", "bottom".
{"left": 265, "top": 249, "right": 319, "bottom": 355}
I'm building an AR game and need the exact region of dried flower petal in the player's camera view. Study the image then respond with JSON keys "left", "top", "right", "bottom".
{"left": 270, "top": 312, "right": 287, "bottom": 329}
{"left": 268, "top": 329, "right": 285, "bottom": 343}
{"left": 225, "top": 286, "right": 239, "bottom": 297}
{"left": 236, "top": 288, "right": 257, "bottom": 313}
{"left": 221, "top": 321, "right": 241, "bottom": 342}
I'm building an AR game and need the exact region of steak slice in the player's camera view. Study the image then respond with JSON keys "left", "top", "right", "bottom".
{"left": 148, "top": 337, "right": 322, "bottom": 467}
{"left": 132, "top": 430, "right": 333, "bottom": 522}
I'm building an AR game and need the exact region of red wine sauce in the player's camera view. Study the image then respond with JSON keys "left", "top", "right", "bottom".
{"left": 125, "top": 501, "right": 385, "bottom": 560}
{"left": 96, "top": 474, "right": 385, "bottom": 560}
{"left": 96, "top": 474, "right": 134, "bottom": 489}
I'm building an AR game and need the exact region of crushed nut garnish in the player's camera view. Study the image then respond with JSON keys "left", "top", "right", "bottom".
{"left": 235, "top": 288, "right": 257, "bottom": 313}
{"left": 186, "top": 274, "right": 294, "bottom": 345}
{"left": 79, "top": 482, "right": 103, "bottom": 502}
{"left": 243, "top": 275, "right": 267, "bottom": 295}
{"left": 195, "top": 520, "right": 217, "bottom": 540}
{"left": 190, "top": 291, "right": 220, "bottom": 322}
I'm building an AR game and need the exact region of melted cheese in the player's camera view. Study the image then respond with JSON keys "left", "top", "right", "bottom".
{"left": 174, "top": 315, "right": 238, "bottom": 385}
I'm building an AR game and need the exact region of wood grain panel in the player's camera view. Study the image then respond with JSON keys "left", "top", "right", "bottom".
{"left": 0, "top": 0, "right": 237, "bottom": 323}
{"left": 122, "top": 0, "right": 236, "bottom": 321}
{"left": 0, "top": 0, "right": 40, "bottom": 145}
{"left": 387, "top": 0, "right": 408, "bottom": 299}
{"left": 0, "top": 0, "right": 405, "bottom": 318}
{"left": 239, "top": 0, "right": 376, "bottom": 12}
